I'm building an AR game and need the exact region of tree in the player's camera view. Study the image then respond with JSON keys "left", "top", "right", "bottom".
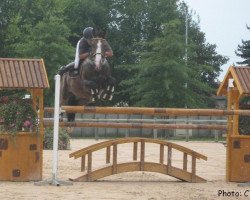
{"left": 117, "top": 2, "right": 228, "bottom": 108}
{"left": 0, "top": 0, "right": 21, "bottom": 57}
{"left": 107, "top": 0, "right": 181, "bottom": 105}
{"left": 3, "top": 0, "right": 74, "bottom": 105}
{"left": 235, "top": 25, "right": 250, "bottom": 65}
{"left": 0, "top": 0, "right": 228, "bottom": 107}
{"left": 122, "top": 20, "right": 187, "bottom": 107}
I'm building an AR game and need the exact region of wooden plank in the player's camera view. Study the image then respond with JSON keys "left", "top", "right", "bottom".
{"left": 0, "top": 60, "right": 4, "bottom": 87}
{"left": 230, "top": 67, "right": 245, "bottom": 95}
{"left": 183, "top": 153, "right": 188, "bottom": 171}
{"left": 168, "top": 145, "right": 172, "bottom": 173}
{"left": 14, "top": 60, "right": 24, "bottom": 87}
{"left": 29, "top": 60, "right": 38, "bottom": 87}
{"left": 34, "top": 60, "right": 44, "bottom": 88}
{"left": 160, "top": 144, "right": 164, "bottom": 164}
{"left": 226, "top": 88, "right": 233, "bottom": 181}
{"left": 140, "top": 140, "right": 145, "bottom": 171}
{"left": 57, "top": 105, "right": 250, "bottom": 116}
{"left": 18, "top": 60, "right": 28, "bottom": 87}
{"left": 44, "top": 121, "right": 227, "bottom": 131}
{"left": 133, "top": 142, "right": 138, "bottom": 161}
{"left": 69, "top": 137, "right": 207, "bottom": 161}
{"left": 106, "top": 146, "right": 110, "bottom": 164}
{"left": 71, "top": 162, "right": 206, "bottom": 183}
{"left": 0, "top": 61, "right": 8, "bottom": 86}
{"left": 81, "top": 155, "right": 85, "bottom": 172}
{"left": 0, "top": 133, "right": 42, "bottom": 181}
{"left": 112, "top": 144, "right": 117, "bottom": 174}
{"left": 87, "top": 152, "right": 92, "bottom": 181}
{"left": 23, "top": 60, "right": 33, "bottom": 87}
{"left": 40, "top": 59, "right": 49, "bottom": 88}
{"left": 191, "top": 153, "right": 196, "bottom": 182}
{"left": 4, "top": 60, "right": 14, "bottom": 87}
{"left": 9, "top": 60, "right": 18, "bottom": 87}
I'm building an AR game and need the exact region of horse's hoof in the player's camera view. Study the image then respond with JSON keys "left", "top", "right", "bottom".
{"left": 98, "top": 90, "right": 104, "bottom": 99}
{"left": 91, "top": 97, "right": 95, "bottom": 102}
{"left": 107, "top": 85, "right": 110, "bottom": 91}
{"left": 109, "top": 95, "right": 113, "bottom": 101}
{"left": 111, "top": 86, "right": 115, "bottom": 92}
{"left": 103, "top": 93, "right": 107, "bottom": 99}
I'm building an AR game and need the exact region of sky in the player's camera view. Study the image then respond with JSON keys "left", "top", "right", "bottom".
{"left": 185, "top": 0, "right": 250, "bottom": 81}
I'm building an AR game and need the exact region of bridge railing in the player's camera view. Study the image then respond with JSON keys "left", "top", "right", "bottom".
{"left": 69, "top": 137, "right": 207, "bottom": 182}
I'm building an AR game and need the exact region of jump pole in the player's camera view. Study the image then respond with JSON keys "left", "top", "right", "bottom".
{"left": 51, "top": 74, "right": 60, "bottom": 185}
{"left": 35, "top": 74, "right": 72, "bottom": 186}
{"left": 44, "top": 106, "right": 250, "bottom": 116}
{"left": 51, "top": 74, "right": 72, "bottom": 186}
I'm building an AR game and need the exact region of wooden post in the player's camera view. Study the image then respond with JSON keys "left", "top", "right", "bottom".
{"left": 87, "top": 152, "right": 92, "bottom": 181}
{"left": 226, "top": 87, "right": 233, "bottom": 181}
{"left": 167, "top": 145, "right": 172, "bottom": 174}
{"left": 160, "top": 144, "right": 164, "bottom": 164}
{"left": 191, "top": 153, "right": 196, "bottom": 182}
{"left": 106, "top": 146, "right": 111, "bottom": 164}
{"left": 133, "top": 142, "right": 138, "bottom": 161}
{"left": 183, "top": 153, "right": 188, "bottom": 171}
{"left": 232, "top": 89, "right": 240, "bottom": 135}
{"left": 140, "top": 140, "right": 145, "bottom": 171}
{"left": 81, "top": 155, "right": 85, "bottom": 172}
{"left": 112, "top": 144, "right": 117, "bottom": 174}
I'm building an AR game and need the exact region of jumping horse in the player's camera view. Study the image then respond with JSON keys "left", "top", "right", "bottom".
{"left": 60, "top": 37, "right": 116, "bottom": 121}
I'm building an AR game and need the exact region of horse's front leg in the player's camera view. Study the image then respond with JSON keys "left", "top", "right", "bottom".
{"left": 98, "top": 76, "right": 116, "bottom": 101}
{"left": 105, "top": 76, "right": 116, "bottom": 100}
{"left": 81, "top": 80, "right": 99, "bottom": 102}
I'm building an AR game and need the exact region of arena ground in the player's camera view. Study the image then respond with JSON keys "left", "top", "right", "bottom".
{"left": 1, "top": 139, "right": 249, "bottom": 200}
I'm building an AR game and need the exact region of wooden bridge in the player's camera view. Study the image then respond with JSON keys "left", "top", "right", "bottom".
{"left": 69, "top": 138, "right": 207, "bottom": 182}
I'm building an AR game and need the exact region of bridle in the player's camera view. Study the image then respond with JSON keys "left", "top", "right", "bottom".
{"left": 89, "top": 38, "right": 106, "bottom": 58}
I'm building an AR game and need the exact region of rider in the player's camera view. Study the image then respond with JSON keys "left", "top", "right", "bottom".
{"left": 58, "top": 27, "right": 113, "bottom": 75}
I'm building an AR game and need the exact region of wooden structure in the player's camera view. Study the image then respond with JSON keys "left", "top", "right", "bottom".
{"left": 217, "top": 66, "right": 250, "bottom": 182}
{"left": 44, "top": 120, "right": 227, "bottom": 130}
{"left": 69, "top": 138, "right": 207, "bottom": 182}
{"left": 45, "top": 106, "right": 250, "bottom": 116}
{"left": 0, "top": 58, "right": 49, "bottom": 181}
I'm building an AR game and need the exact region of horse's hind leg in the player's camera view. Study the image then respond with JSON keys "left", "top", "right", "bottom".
{"left": 67, "top": 95, "right": 78, "bottom": 122}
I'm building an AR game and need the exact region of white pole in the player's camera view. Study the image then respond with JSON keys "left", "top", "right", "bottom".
{"left": 52, "top": 74, "right": 61, "bottom": 185}
{"left": 35, "top": 74, "right": 72, "bottom": 186}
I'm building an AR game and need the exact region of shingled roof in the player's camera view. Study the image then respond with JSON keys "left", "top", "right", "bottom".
{"left": 0, "top": 58, "right": 49, "bottom": 89}
{"left": 217, "top": 66, "right": 250, "bottom": 97}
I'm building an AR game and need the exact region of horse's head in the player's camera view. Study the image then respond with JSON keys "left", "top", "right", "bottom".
{"left": 89, "top": 38, "right": 110, "bottom": 71}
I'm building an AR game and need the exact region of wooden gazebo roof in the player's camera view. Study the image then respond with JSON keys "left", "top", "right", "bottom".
{"left": 0, "top": 58, "right": 49, "bottom": 89}
{"left": 217, "top": 66, "right": 250, "bottom": 97}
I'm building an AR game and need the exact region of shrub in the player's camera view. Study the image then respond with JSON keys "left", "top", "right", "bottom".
{"left": 43, "top": 128, "right": 70, "bottom": 150}
{"left": 0, "top": 95, "right": 38, "bottom": 135}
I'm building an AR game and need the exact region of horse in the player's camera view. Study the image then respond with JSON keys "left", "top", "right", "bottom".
{"left": 60, "top": 37, "right": 116, "bottom": 121}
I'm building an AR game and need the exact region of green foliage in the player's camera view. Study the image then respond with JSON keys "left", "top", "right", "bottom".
{"left": 235, "top": 26, "right": 250, "bottom": 65}
{"left": 122, "top": 20, "right": 186, "bottom": 107}
{"left": 43, "top": 128, "right": 70, "bottom": 150}
{"left": 0, "top": 94, "right": 38, "bottom": 135}
{"left": 2, "top": 0, "right": 74, "bottom": 105}
{"left": 0, "top": 0, "right": 228, "bottom": 107}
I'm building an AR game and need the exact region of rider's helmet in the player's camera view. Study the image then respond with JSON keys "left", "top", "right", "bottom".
{"left": 83, "top": 27, "right": 94, "bottom": 39}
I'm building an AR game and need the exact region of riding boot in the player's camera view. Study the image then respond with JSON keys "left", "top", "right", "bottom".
{"left": 58, "top": 62, "right": 75, "bottom": 76}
